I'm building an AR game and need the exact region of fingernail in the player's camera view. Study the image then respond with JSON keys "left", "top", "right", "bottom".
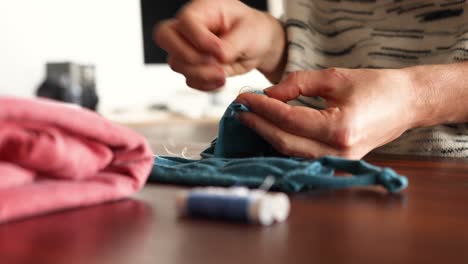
{"left": 212, "top": 41, "right": 225, "bottom": 61}
{"left": 235, "top": 99, "right": 249, "bottom": 108}
{"left": 215, "top": 78, "right": 226, "bottom": 87}
{"left": 222, "top": 66, "right": 230, "bottom": 78}
{"left": 218, "top": 67, "right": 227, "bottom": 78}
{"left": 202, "top": 55, "right": 215, "bottom": 64}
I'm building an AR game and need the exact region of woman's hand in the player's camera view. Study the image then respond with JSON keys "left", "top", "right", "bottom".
{"left": 154, "top": 0, "right": 286, "bottom": 91}
{"left": 235, "top": 68, "right": 420, "bottom": 159}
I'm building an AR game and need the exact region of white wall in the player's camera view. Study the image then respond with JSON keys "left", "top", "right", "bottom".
{"left": 0, "top": 0, "right": 283, "bottom": 113}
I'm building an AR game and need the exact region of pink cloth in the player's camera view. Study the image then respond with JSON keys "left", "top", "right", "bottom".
{"left": 0, "top": 97, "right": 153, "bottom": 223}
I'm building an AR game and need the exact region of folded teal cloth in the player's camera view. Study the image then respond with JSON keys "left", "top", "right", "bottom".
{"left": 149, "top": 96, "right": 408, "bottom": 193}
{"left": 151, "top": 155, "right": 407, "bottom": 193}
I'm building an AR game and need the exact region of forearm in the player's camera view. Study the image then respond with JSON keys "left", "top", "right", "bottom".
{"left": 405, "top": 61, "right": 468, "bottom": 128}
{"left": 257, "top": 13, "right": 287, "bottom": 84}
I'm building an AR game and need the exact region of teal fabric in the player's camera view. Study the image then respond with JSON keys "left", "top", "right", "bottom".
{"left": 202, "top": 103, "right": 282, "bottom": 158}
{"left": 151, "top": 155, "right": 407, "bottom": 193}
{"left": 149, "top": 97, "right": 409, "bottom": 193}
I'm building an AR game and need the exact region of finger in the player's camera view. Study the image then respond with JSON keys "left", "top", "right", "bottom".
{"left": 176, "top": 8, "right": 224, "bottom": 60}
{"left": 186, "top": 78, "right": 226, "bottom": 91}
{"left": 235, "top": 93, "right": 340, "bottom": 145}
{"left": 218, "top": 24, "right": 251, "bottom": 64}
{"left": 264, "top": 69, "right": 352, "bottom": 102}
{"left": 238, "top": 112, "right": 340, "bottom": 159}
{"left": 168, "top": 56, "right": 226, "bottom": 91}
{"left": 223, "top": 59, "right": 257, "bottom": 77}
{"left": 154, "top": 20, "right": 211, "bottom": 65}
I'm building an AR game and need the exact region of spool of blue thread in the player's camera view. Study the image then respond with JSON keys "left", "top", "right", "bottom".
{"left": 187, "top": 193, "right": 251, "bottom": 221}
{"left": 176, "top": 187, "right": 290, "bottom": 225}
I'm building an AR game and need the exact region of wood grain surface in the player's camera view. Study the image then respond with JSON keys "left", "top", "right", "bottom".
{"left": 1, "top": 121, "right": 467, "bottom": 264}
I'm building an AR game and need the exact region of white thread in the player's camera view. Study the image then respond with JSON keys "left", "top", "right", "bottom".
{"left": 163, "top": 142, "right": 195, "bottom": 159}
{"left": 181, "top": 147, "right": 195, "bottom": 159}
{"left": 259, "top": 175, "right": 275, "bottom": 191}
{"left": 238, "top": 86, "right": 263, "bottom": 95}
{"left": 163, "top": 144, "right": 180, "bottom": 156}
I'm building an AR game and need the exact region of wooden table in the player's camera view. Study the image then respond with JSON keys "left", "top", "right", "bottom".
{"left": 1, "top": 121, "right": 468, "bottom": 264}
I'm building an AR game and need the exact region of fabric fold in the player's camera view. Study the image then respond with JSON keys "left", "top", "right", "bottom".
{"left": 150, "top": 94, "right": 409, "bottom": 193}
{"left": 151, "top": 156, "right": 407, "bottom": 193}
{"left": 0, "top": 97, "right": 153, "bottom": 223}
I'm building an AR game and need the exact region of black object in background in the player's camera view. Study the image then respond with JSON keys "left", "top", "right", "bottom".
{"left": 141, "top": 0, "right": 268, "bottom": 64}
{"left": 37, "top": 63, "right": 99, "bottom": 111}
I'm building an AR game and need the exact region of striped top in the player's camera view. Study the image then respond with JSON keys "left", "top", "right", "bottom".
{"left": 283, "top": 0, "right": 468, "bottom": 158}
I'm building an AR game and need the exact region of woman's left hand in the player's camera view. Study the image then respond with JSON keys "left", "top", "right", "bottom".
{"left": 235, "top": 68, "right": 422, "bottom": 159}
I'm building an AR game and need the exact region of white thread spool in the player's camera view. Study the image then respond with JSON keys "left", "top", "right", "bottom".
{"left": 248, "top": 194, "right": 275, "bottom": 226}
{"left": 271, "top": 193, "right": 290, "bottom": 222}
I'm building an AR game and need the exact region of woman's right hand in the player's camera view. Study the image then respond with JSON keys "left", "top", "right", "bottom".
{"left": 154, "top": 0, "right": 286, "bottom": 91}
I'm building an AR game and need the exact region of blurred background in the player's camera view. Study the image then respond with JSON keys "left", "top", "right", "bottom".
{"left": 0, "top": 0, "right": 284, "bottom": 123}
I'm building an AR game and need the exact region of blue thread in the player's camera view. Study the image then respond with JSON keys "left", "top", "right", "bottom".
{"left": 186, "top": 193, "right": 251, "bottom": 222}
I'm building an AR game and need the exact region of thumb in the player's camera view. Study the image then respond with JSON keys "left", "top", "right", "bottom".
{"left": 176, "top": 13, "right": 225, "bottom": 60}
{"left": 218, "top": 25, "right": 250, "bottom": 64}
{"left": 176, "top": 0, "right": 252, "bottom": 63}
{"left": 218, "top": 25, "right": 260, "bottom": 77}
{"left": 264, "top": 69, "right": 350, "bottom": 102}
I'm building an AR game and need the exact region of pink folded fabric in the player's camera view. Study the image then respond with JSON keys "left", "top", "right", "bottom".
{"left": 0, "top": 97, "right": 153, "bottom": 223}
